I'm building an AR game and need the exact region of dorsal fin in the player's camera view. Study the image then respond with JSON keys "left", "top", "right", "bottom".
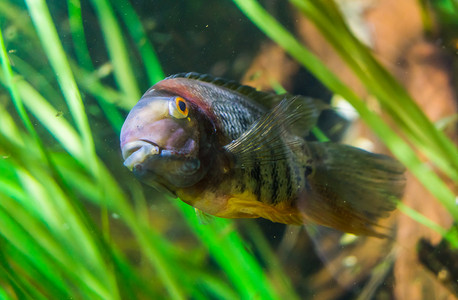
{"left": 166, "top": 72, "right": 285, "bottom": 108}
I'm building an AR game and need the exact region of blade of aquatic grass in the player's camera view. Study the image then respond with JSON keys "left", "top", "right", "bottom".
{"left": 0, "top": 210, "right": 109, "bottom": 299}
{"left": 111, "top": 0, "right": 165, "bottom": 85}
{"left": 0, "top": 2, "right": 58, "bottom": 86}
{"left": 5, "top": 55, "right": 63, "bottom": 106}
{"left": 3, "top": 1, "right": 246, "bottom": 298}
{"left": 0, "top": 287, "right": 14, "bottom": 300}
{"left": 89, "top": 0, "right": 140, "bottom": 105}
{"left": 418, "top": 0, "right": 434, "bottom": 33}
{"left": 0, "top": 150, "right": 149, "bottom": 300}
{"left": 3, "top": 0, "right": 124, "bottom": 136}
{"left": 0, "top": 67, "right": 117, "bottom": 275}
{"left": 178, "top": 202, "right": 284, "bottom": 300}
{"left": 433, "top": 0, "right": 458, "bottom": 16}
{"left": 67, "top": 0, "right": 125, "bottom": 133}
{"left": 0, "top": 2, "right": 36, "bottom": 39}
{"left": 232, "top": 0, "right": 458, "bottom": 223}
{"left": 0, "top": 97, "right": 23, "bottom": 147}
{"left": 292, "top": 0, "right": 458, "bottom": 180}
{"left": 397, "top": 202, "right": 458, "bottom": 247}
{"left": 0, "top": 195, "right": 70, "bottom": 298}
{"left": 0, "top": 234, "right": 72, "bottom": 299}
{"left": 94, "top": 97, "right": 125, "bottom": 135}
{"left": 52, "top": 146, "right": 191, "bottom": 299}
{"left": 190, "top": 271, "right": 240, "bottom": 300}
{"left": 0, "top": 72, "right": 121, "bottom": 299}
{"left": 18, "top": 13, "right": 106, "bottom": 262}
{"left": 0, "top": 162, "right": 120, "bottom": 299}
{"left": 9, "top": 53, "right": 125, "bottom": 133}
{"left": 242, "top": 222, "right": 300, "bottom": 300}
{"left": 1, "top": 5, "right": 125, "bottom": 133}
{"left": 93, "top": 165, "right": 189, "bottom": 300}
{"left": 0, "top": 72, "right": 189, "bottom": 299}
{"left": 33, "top": 145, "right": 188, "bottom": 298}
{"left": 1, "top": 28, "right": 99, "bottom": 265}
{"left": 0, "top": 241, "right": 49, "bottom": 300}
{"left": 0, "top": 24, "right": 89, "bottom": 225}
{"left": 0, "top": 147, "right": 190, "bottom": 299}
{"left": 119, "top": 219, "right": 187, "bottom": 299}
{"left": 126, "top": 182, "right": 221, "bottom": 299}
{"left": 71, "top": 61, "right": 131, "bottom": 106}
{"left": 1, "top": 156, "right": 169, "bottom": 299}
{"left": 291, "top": 0, "right": 458, "bottom": 181}
{"left": 12, "top": 1, "right": 116, "bottom": 276}
{"left": 0, "top": 201, "right": 86, "bottom": 298}
{"left": 25, "top": 0, "right": 97, "bottom": 171}
{"left": 7, "top": 153, "right": 169, "bottom": 299}
{"left": 5, "top": 76, "right": 86, "bottom": 161}
{"left": 18, "top": 177, "right": 105, "bottom": 272}
{"left": 68, "top": 0, "right": 94, "bottom": 71}
{"left": 0, "top": 30, "right": 37, "bottom": 143}
{"left": 108, "top": 247, "right": 165, "bottom": 299}
{"left": 73, "top": 62, "right": 126, "bottom": 134}
{"left": 311, "top": 127, "right": 331, "bottom": 142}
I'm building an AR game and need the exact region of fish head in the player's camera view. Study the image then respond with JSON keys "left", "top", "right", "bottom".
{"left": 120, "top": 89, "right": 216, "bottom": 191}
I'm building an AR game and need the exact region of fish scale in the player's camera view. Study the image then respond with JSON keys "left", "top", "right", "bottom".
{"left": 212, "top": 101, "right": 263, "bottom": 140}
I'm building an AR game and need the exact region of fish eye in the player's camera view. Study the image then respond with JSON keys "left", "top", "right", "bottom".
{"left": 169, "top": 96, "right": 189, "bottom": 119}
{"left": 176, "top": 97, "right": 188, "bottom": 115}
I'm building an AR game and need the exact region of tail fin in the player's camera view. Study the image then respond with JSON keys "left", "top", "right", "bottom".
{"left": 300, "top": 142, "right": 406, "bottom": 237}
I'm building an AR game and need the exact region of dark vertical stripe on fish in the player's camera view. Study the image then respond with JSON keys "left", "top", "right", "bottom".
{"left": 238, "top": 167, "right": 246, "bottom": 193}
{"left": 270, "top": 149, "right": 279, "bottom": 204}
{"left": 285, "top": 163, "right": 293, "bottom": 199}
{"left": 251, "top": 158, "right": 262, "bottom": 203}
{"left": 250, "top": 149, "right": 262, "bottom": 201}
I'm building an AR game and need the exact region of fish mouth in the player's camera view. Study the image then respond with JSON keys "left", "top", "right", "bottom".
{"left": 122, "top": 140, "right": 161, "bottom": 172}
{"left": 122, "top": 139, "right": 202, "bottom": 189}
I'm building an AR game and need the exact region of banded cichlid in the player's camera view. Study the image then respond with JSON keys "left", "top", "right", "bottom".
{"left": 120, "top": 73, "right": 406, "bottom": 236}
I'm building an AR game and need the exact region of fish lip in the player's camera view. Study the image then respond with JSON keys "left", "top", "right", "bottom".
{"left": 122, "top": 140, "right": 161, "bottom": 171}
{"left": 122, "top": 139, "right": 161, "bottom": 160}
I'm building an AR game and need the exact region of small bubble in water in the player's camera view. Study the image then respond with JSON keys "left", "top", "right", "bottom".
{"left": 342, "top": 255, "right": 357, "bottom": 268}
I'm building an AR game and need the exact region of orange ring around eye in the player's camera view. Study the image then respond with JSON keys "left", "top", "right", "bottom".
{"left": 175, "top": 97, "right": 188, "bottom": 117}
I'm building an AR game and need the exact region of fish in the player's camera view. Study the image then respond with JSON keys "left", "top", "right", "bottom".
{"left": 120, "top": 72, "right": 406, "bottom": 237}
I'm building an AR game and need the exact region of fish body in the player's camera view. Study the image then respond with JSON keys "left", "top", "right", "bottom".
{"left": 120, "top": 73, "right": 406, "bottom": 236}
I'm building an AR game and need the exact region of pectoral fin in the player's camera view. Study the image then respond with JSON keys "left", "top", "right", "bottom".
{"left": 194, "top": 208, "right": 214, "bottom": 225}
{"left": 224, "top": 96, "right": 326, "bottom": 167}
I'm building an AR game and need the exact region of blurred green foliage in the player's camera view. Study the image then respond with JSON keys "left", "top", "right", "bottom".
{"left": 0, "top": 0, "right": 297, "bottom": 298}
